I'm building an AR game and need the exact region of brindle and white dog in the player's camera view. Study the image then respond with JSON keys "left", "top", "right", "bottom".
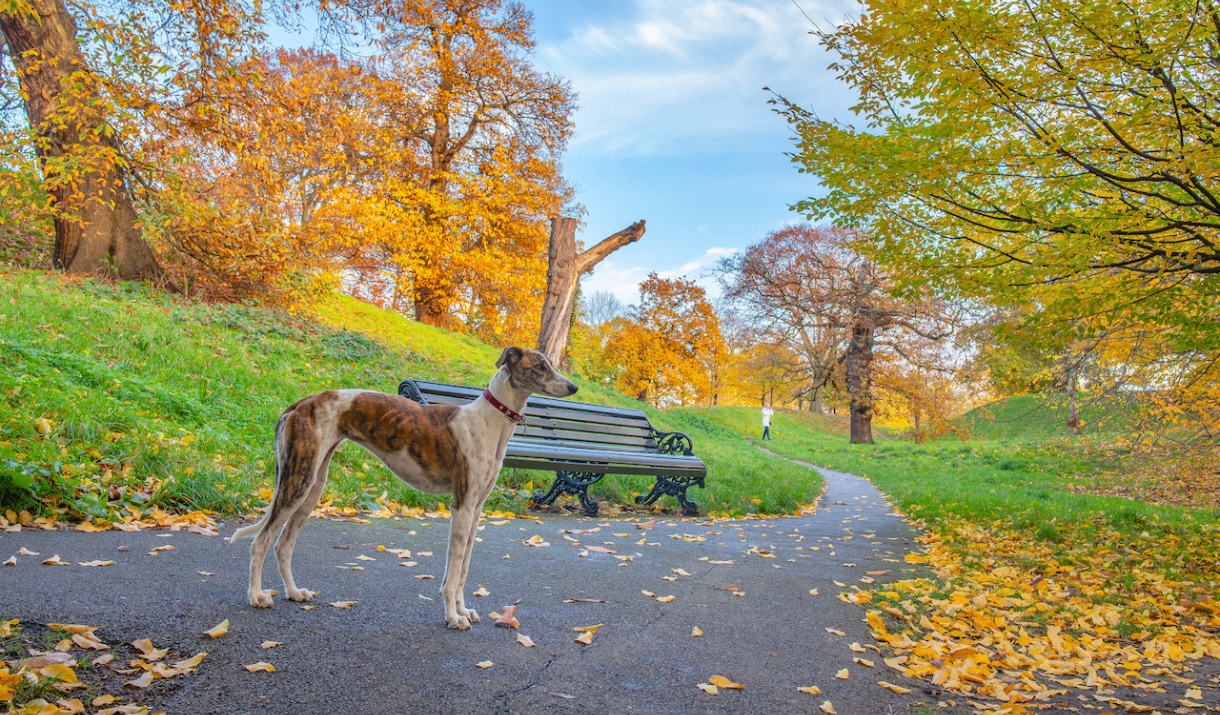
{"left": 231, "top": 346, "right": 577, "bottom": 629}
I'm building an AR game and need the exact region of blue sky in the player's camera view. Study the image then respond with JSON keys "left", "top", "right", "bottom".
{"left": 521, "top": 0, "right": 859, "bottom": 303}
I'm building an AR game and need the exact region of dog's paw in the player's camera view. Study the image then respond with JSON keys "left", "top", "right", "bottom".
{"left": 249, "top": 589, "right": 275, "bottom": 608}
{"left": 288, "top": 588, "right": 314, "bottom": 602}
{"left": 462, "top": 607, "right": 480, "bottom": 624}
{"left": 446, "top": 614, "right": 472, "bottom": 630}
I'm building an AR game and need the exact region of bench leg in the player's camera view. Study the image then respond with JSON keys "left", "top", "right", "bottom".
{"left": 532, "top": 471, "right": 605, "bottom": 517}
{"left": 635, "top": 475, "right": 704, "bottom": 516}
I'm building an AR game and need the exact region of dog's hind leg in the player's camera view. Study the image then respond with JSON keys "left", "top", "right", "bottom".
{"left": 248, "top": 414, "right": 323, "bottom": 608}
{"left": 274, "top": 443, "right": 337, "bottom": 603}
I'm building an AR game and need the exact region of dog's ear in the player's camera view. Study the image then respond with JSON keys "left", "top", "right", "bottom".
{"left": 496, "top": 346, "right": 525, "bottom": 369}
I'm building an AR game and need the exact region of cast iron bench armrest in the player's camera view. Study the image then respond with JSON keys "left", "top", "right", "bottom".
{"left": 396, "top": 378, "right": 706, "bottom": 516}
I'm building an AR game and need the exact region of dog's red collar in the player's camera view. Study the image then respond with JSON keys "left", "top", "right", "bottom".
{"left": 483, "top": 388, "right": 527, "bottom": 425}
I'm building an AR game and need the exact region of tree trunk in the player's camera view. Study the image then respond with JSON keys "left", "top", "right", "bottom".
{"left": 536, "top": 217, "right": 579, "bottom": 364}
{"left": 1067, "top": 367, "right": 1082, "bottom": 435}
{"left": 0, "top": 0, "right": 164, "bottom": 282}
{"left": 413, "top": 284, "right": 449, "bottom": 326}
{"left": 811, "top": 386, "right": 824, "bottom": 415}
{"left": 536, "top": 218, "right": 645, "bottom": 365}
{"left": 845, "top": 320, "right": 876, "bottom": 444}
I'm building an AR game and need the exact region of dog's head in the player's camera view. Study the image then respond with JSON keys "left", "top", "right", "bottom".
{"left": 496, "top": 346, "right": 578, "bottom": 398}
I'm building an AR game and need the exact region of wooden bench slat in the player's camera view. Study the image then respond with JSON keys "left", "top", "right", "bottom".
{"left": 516, "top": 417, "right": 655, "bottom": 441}
{"left": 510, "top": 437, "right": 656, "bottom": 454}
{"left": 513, "top": 427, "right": 657, "bottom": 449}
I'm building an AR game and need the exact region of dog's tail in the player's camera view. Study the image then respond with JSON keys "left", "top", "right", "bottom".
{"left": 230, "top": 413, "right": 290, "bottom": 545}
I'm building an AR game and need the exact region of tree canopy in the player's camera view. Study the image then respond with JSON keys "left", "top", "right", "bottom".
{"left": 778, "top": 0, "right": 1220, "bottom": 437}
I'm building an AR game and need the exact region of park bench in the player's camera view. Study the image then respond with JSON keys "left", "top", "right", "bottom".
{"left": 397, "top": 379, "right": 707, "bottom": 516}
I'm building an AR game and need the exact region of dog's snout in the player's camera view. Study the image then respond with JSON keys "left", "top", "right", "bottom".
{"left": 566, "top": 383, "right": 578, "bottom": 396}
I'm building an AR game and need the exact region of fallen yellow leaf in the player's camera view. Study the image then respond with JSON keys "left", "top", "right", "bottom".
{"left": 672, "top": 568, "right": 693, "bottom": 576}
{"left": 819, "top": 700, "right": 837, "bottom": 714}
{"left": 261, "top": 641, "right": 282, "bottom": 649}
{"left": 797, "top": 685, "right": 822, "bottom": 695}
{"left": 473, "top": 587, "right": 490, "bottom": 597}
{"left": 573, "top": 623, "right": 603, "bottom": 633}
{"left": 476, "top": 661, "right": 494, "bottom": 669}
{"left": 836, "top": 668, "right": 849, "bottom": 680}
{"left": 204, "top": 619, "right": 229, "bottom": 638}
{"left": 574, "top": 631, "right": 593, "bottom": 645}
{"left": 173, "top": 652, "right": 207, "bottom": 670}
{"left": 697, "top": 683, "right": 719, "bottom": 695}
{"left": 692, "top": 626, "right": 703, "bottom": 637}
{"left": 878, "top": 681, "right": 911, "bottom": 694}
{"left": 244, "top": 662, "right": 275, "bottom": 672}
{"left": 516, "top": 633, "right": 535, "bottom": 647}
{"left": 656, "top": 595, "right": 676, "bottom": 603}
{"left": 329, "top": 601, "right": 357, "bottom": 609}
{"left": 126, "top": 671, "right": 154, "bottom": 688}
{"left": 708, "top": 675, "right": 743, "bottom": 690}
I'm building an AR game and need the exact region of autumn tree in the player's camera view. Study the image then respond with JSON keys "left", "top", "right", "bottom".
{"left": 602, "top": 274, "right": 726, "bottom": 407}
{"left": 719, "top": 225, "right": 956, "bottom": 443}
{"left": 716, "top": 225, "right": 851, "bottom": 413}
{"left": 775, "top": 0, "right": 1220, "bottom": 438}
{"left": 0, "top": 0, "right": 264, "bottom": 282}
{"left": 362, "top": 0, "right": 576, "bottom": 331}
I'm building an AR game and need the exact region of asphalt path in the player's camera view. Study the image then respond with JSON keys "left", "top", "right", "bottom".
{"left": 0, "top": 462, "right": 939, "bottom": 714}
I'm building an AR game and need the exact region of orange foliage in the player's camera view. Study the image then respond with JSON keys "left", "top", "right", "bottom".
{"left": 602, "top": 274, "right": 727, "bottom": 407}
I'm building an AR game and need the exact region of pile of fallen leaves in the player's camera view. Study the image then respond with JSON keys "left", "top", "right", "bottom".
{"left": 0, "top": 507, "right": 218, "bottom": 535}
{"left": 0, "top": 619, "right": 207, "bottom": 715}
{"left": 855, "top": 518, "right": 1220, "bottom": 714}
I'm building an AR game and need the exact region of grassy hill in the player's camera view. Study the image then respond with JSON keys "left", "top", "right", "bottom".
{"left": 0, "top": 270, "right": 819, "bottom": 522}
{"left": 957, "top": 392, "right": 1140, "bottom": 441}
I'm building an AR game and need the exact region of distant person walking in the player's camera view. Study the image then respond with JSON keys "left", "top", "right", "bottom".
{"left": 761, "top": 404, "right": 774, "bottom": 440}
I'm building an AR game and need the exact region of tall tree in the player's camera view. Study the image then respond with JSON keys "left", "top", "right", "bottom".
{"left": 719, "top": 225, "right": 955, "bottom": 443}
{"left": 0, "top": 0, "right": 262, "bottom": 283}
{"left": 370, "top": 0, "right": 576, "bottom": 327}
{"left": 602, "top": 274, "right": 726, "bottom": 407}
{"left": 774, "top": 0, "right": 1220, "bottom": 437}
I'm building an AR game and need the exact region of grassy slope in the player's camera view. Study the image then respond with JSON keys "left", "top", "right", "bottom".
{"left": 696, "top": 398, "right": 1218, "bottom": 577}
{"left": 0, "top": 271, "right": 816, "bottom": 520}
{"left": 957, "top": 392, "right": 1138, "bottom": 441}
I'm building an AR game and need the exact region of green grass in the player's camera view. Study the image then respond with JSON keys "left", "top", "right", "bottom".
{"left": 695, "top": 402, "right": 1219, "bottom": 577}
{"left": 957, "top": 392, "right": 1140, "bottom": 440}
{"left": 0, "top": 270, "right": 815, "bottom": 521}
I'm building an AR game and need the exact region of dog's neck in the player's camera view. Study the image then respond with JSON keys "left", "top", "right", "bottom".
{"left": 484, "top": 367, "right": 529, "bottom": 420}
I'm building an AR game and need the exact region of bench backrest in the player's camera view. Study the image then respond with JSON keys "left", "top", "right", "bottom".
{"left": 399, "top": 379, "right": 662, "bottom": 454}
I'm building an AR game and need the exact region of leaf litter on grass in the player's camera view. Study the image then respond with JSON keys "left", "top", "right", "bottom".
{"left": 849, "top": 517, "right": 1220, "bottom": 714}
{"left": 1, "top": 619, "right": 207, "bottom": 714}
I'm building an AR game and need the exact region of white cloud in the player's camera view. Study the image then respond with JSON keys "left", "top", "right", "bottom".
{"left": 583, "top": 246, "right": 739, "bottom": 305}
{"left": 536, "top": 0, "right": 857, "bottom": 156}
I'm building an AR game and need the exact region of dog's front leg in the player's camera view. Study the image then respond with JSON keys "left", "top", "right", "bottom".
{"left": 441, "top": 501, "right": 482, "bottom": 629}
